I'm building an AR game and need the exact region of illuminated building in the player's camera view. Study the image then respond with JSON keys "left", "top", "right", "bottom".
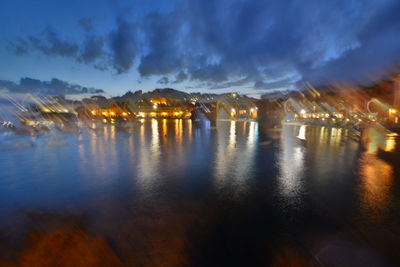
{"left": 133, "top": 106, "right": 192, "bottom": 119}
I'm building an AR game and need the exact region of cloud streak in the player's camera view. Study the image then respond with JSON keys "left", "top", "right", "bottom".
{"left": 0, "top": 77, "right": 104, "bottom": 95}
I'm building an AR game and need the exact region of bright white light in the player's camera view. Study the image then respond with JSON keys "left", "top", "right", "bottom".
{"left": 300, "top": 109, "right": 306, "bottom": 115}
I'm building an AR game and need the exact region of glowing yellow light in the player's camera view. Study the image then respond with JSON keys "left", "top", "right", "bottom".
{"left": 102, "top": 111, "right": 108, "bottom": 116}
{"left": 110, "top": 111, "right": 116, "bottom": 116}
{"left": 43, "top": 108, "right": 50, "bottom": 112}
{"left": 389, "top": 108, "right": 397, "bottom": 114}
{"left": 122, "top": 112, "right": 128, "bottom": 117}
{"left": 91, "top": 110, "right": 96, "bottom": 115}
{"left": 384, "top": 138, "right": 396, "bottom": 152}
{"left": 300, "top": 109, "right": 306, "bottom": 115}
{"left": 231, "top": 108, "right": 236, "bottom": 113}
{"left": 153, "top": 104, "right": 158, "bottom": 109}
{"left": 250, "top": 108, "right": 254, "bottom": 112}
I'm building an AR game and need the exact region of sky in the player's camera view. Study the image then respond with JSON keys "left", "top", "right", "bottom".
{"left": 0, "top": 0, "right": 400, "bottom": 97}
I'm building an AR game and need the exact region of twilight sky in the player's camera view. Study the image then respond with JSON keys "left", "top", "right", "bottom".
{"left": 1, "top": 0, "right": 400, "bottom": 97}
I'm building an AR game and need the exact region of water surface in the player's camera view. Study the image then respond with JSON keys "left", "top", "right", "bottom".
{"left": 1, "top": 120, "right": 400, "bottom": 266}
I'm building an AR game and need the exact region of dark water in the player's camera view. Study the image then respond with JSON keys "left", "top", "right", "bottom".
{"left": 1, "top": 119, "right": 400, "bottom": 266}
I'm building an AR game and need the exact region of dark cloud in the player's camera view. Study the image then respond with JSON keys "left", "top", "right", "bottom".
{"left": 301, "top": 0, "right": 400, "bottom": 86}
{"left": 138, "top": 12, "right": 184, "bottom": 76}
{"left": 10, "top": 38, "right": 30, "bottom": 55}
{"left": 80, "top": 35, "right": 106, "bottom": 64}
{"left": 0, "top": 77, "right": 104, "bottom": 95}
{"left": 172, "top": 71, "right": 188, "bottom": 83}
{"left": 28, "top": 28, "right": 80, "bottom": 57}
{"left": 10, "top": 0, "right": 400, "bottom": 91}
{"left": 109, "top": 17, "right": 138, "bottom": 74}
{"left": 78, "top": 18, "right": 93, "bottom": 32}
{"left": 11, "top": 25, "right": 108, "bottom": 72}
{"left": 157, "top": 76, "right": 169, "bottom": 84}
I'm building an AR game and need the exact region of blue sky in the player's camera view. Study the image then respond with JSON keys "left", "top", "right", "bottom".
{"left": 1, "top": 0, "right": 400, "bottom": 97}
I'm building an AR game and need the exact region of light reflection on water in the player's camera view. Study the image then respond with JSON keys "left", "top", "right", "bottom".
{"left": 214, "top": 121, "right": 258, "bottom": 194}
{"left": 0, "top": 121, "right": 398, "bottom": 214}
{"left": 1, "top": 120, "right": 400, "bottom": 265}
{"left": 137, "top": 119, "right": 161, "bottom": 187}
{"left": 278, "top": 124, "right": 398, "bottom": 225}
{"left": 279, "top": 125, "right": 305, "bottom": 199}
{"left": 359, "top": 127, "right": 397, "bottom": 221}
{"left": 359, "top": 153, "right": 394, "bottom": 221}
